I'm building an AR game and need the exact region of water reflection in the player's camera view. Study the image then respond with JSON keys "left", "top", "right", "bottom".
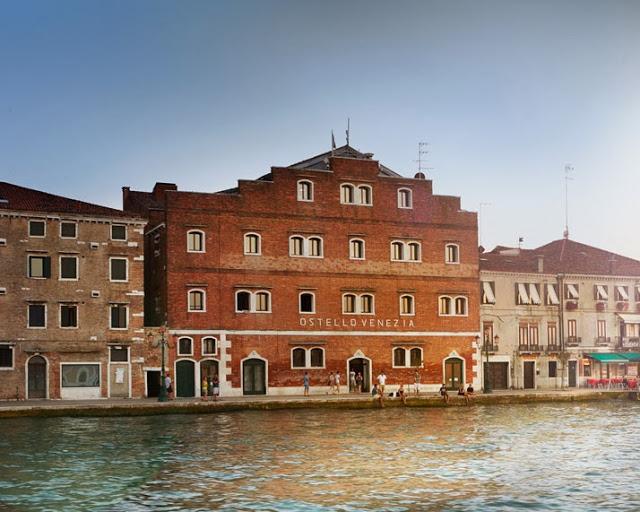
{"left": 1, "top": 402, "right": 640, "bottom": 511}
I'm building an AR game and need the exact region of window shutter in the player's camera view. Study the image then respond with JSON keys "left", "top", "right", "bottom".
{"left": 43, "top": 257, "right": 51, "bottom": 278}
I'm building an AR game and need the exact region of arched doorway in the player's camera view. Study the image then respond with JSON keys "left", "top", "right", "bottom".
{"left": 175, "top": 359, "right": 196, "bottom": 397}
{"left": 200, "top": 359, "right": 219, "bottom": 395}
{"left": 347, "top": 357, "right": 371, "bottom": 393}
{"left": 243, "top": 358, "right": 266, "bottom": 395}
{"left": 27, "top": 356, "right": 47, "bottom": 399}
{"left": 444, "top": 357, "right": 464, "bottom": 390}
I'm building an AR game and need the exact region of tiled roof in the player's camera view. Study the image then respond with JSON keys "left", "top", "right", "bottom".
{"left": 480, "top": 238, "right": 640, "bottom": 277}
{"left": 287, "top": 144, "right": 401, "bottom": 177}
{"left": 0, "top": 181, "right": 139, "bottom": 219}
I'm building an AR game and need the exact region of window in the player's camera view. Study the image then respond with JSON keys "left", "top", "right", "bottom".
{"left": 410, "top": 348, "right": 422, "bottom": 367}
{"left": 110, "top": 258, "right": 128, "bottom": 282}
{"left": 309, "top": 237, "right": 323, "bottom": 257}
{"left": 60, "top": 221, "right": 77, "bottom": 239}
{"left": 110, "top": 347, "right": 129, "bottom": 362}
{"left": 483, "top": 322, "right": 494, "bottom": 345}
{"left": 567, "top": 319, "right": 577, "bottom": 338}
{"left": 111, "top": 224, "right": 127, "bottom": 241}
{"left": 439, "top": 296, "right": 452, "bottom": 315}
{"left": 481, "top": 282, "right": 496, "bottom": 305}
{"left": 28, "top": 255, "right": 51, "bottom": 279}
{"left": 529, "top": 324, "right": 539, "bottom": 345}
{"left": 291, "top": 347, "right": 325, "bottom": 369}
{"left": 391, "top": 241, "right": 421, "bottom": 262}
{"left": 297, "top": 180, "right": 313, "bottom": 202}
{"left": 595, "top": 284, "right": 609, "bottom": 301}
{"left": 187, "top": 230, "right": 205, "bottom": 252}
{"left": 59, "top": 256, "right": 78, "bottom": 280}
{"left": 61, "top": 364, "right": 100, "bottom": 387}
{"left": 244, "top": 233, "right": 261, "bottom": 255}
{"left": 400, "top": 294, "right": 415, "bottom": 316}
{"left": 0, "top": 346, "right": 13, "bottom": 369}
{"left": 343, "top": 294, "right": 356, "bottom": 314}
{"left": 360, "top": 294, "right": 374, "bottom": 314}
{"left": 28, "top": 304, "right": 46, "bottom": 328}
{"left": 546, "top": 283, "right": 560, "bottom": 305}
{"left": 597, "top": 320, "right": 607, "bottom": 338}
{"left": 528, "top": 284, "right": 541, "bottom": 305}
{"left": 349, "top": 238, "right": 365, "bottom": 260}
{"left": 408, "top": 242, "right": 421, "bottom": 262}
{"left": 516, "top": 283, "right": 530, "bottom": 305}
{"left": 342, "top": 293, "right": 375, "bottom": 315}
{"left": 236, "top": 291, "right": 251, "bottom": 312}
{"left": 255, "top": 291, "right": 270, "bottom": 312}
{"left": 340, "top": 184, "right": 355, "bottom": 204}
{"left": 29, "top": 219, "right": 45, "bottom": 237}
{"left": 110, "top": 304, "right": 128, "bottom": 329}
{"left": 455, "top": 297, "right": 468, "bottom": 316}
{"left": 290, "top": 236, "right": 304, "bottom": 256}
{"left": 235, "top": 290, "right": 271, "bottom": 313}
{"left": 548, "top": 322, "right": 557, "bottom": 344}
{"left": 188, "top": 290, "right": 205, "bottom": 312}
{"left": 398, "top": 188, "right": 412, "bottom": 209}
{"left": 202, "top": 337, "right": 217, "bottom": 355}
{"left": 391, "top": 241, "right": 404, "bottom": 261}
{"left": 615, "top": 285, "right": 629, "bottom": 302}
{"left": 299, "top": 292, "right": 315, "bottom": 314}
{"left": 393, "top": 347, "right": 423, "bottom": 367}
{"left": 445, "top": 244, "right": 460, "bottom": 264}
{"left": 60, "top": 304, "right": 78, "bottom": 328}
{"left": 178, "top": 337, "right": 193, "bottom": 356}
{"left": 439, "top": 295, "right": 467, "bottom": 316}
{"left": 565, "top": 284, "right": 579, "bottom": 300}
{"left": 289, "top": 235, "right": 323, "bottom": 258}
{"left": 358, "top": 185, "right": 372, "bottom": 205}
{"left": 518, "top": 324, "right": 529, "bottom": 345}
{"left": 548, "top": 361, "right": 557, "bottom": 378}
{"left": 393, "top": 347, "right": 406, "bottom": 367}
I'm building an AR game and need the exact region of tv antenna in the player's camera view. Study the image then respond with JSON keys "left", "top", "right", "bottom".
{"left": 563, "top": 164, "right": 574, "bottom": 239}
{"left": 414, "top": 141, "right": 433, "bottom": 174}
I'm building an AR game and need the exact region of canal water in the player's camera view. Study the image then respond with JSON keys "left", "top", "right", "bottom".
{"left": 1, "top": 401, "right": 640, "bottom": 511}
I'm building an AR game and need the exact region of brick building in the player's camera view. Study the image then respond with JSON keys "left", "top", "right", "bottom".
{"left": 124, "top": 145, "right": 480, "bottom": 397}
{"left": 0, "top": 182, "right": 147, "bottom": 400}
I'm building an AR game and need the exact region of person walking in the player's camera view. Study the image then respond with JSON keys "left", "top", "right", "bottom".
{"left": 355, "top": 372, "right": 363, "bottom": 393}
{"left": 165, "top": 372, "right": 173, "bottom": 400}
{"left": 377, "top": 370, "right": 387, "bottom": 395}
{"left": 328, "top": 372, "right": 335, "bottom": 394}
{"left": 212, "top": 374, "right": 220, "bottom": 401}
{"left": 349, "top": 369, "right": 356, "bottom": 393}
{"left": 303, "top": 371, "right": 310, "bottom": 396}
{"left": 201, "top": 376, "right": 209, "bottom": 401}
{"left": 439, "top": 383, "right": 449, "bottom": 404}
{"left": 414, "top": 370, "right": 421, "bottom": 396}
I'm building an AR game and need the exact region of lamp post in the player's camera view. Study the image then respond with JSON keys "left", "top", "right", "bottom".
{"left": 483, "top": 334, "right": 498, "bottom": 394}
{"left": 149, "top": 326, "right": 169, "bottom": 402}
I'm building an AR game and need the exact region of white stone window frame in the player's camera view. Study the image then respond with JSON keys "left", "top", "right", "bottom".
{"left": 201, "top": 336, "right": 218, "bottom": 356}
{"left": 59, "top": 220, "right": 78, "bottom": 239}
{"left": 243, "top": 232, "right": 261, "bottom": 256}
{"left": 342, "top": 293, "right": 375, "bottom": 315}
{"left": 454, "top": 296, "right": 468, "bottom": 316}
{"left": 349, "top": 238, "right": 366, "bottom": 260}
{"left": 357, "top": 185, "right": 373, "bottom": 206}
{"left": 186, "top": 230, "right": 206, "bottom": 253}
{"left": 391, "top": 346, "right": 423, "bottom": 368}
{"left": 297, "top": 179, "right": 314, "bottom": 202}
{"left": 110, "top": 223, "right": 128, "bottom": 242}
{"left": 27, "top": 254, "right": 49, "bottom": 279}
{"left": 299, "top": 291, "right": 316, "bottom": 314}
{"left": 290, "top": 346, "right": 325, "bottom": 369}
{"left": 28, "top": 219, "right": 46, "bottom": 238}
{"left": 187, "top": 289, "right": 207, "bottom": 313}
{"left": 109, "top": 303, "right": 129, "bottom": 330}
{"left": 289, "top": 235, "right": 324, "bottom": 259}
{"left": 254, "top": 291, "right": 272, "bottom": 313}
{"left": 390, "top": 240, "right": 422, "bottom": 262}
{"left": 177, "top": 336, "right": 194, "bottom": 356}
{"left": 340, "top": 183, "right": 356, "bottom": 205}
{"left": 27, "top": 303, "right": 47, "bottom": 329}
{"left": 397, "top": 188, "right": 413, "bottom": 209}
{"left": 235, "top": 289, "right": 272, "bottom": 314}
{"left": 0, "top": 343, "right": 15, "bottom": 370}
{"left": 59, "top": 255, "right": 79, "bottom": 281}
{"left": 59, "top": 303, "right": 79, "bottom": 330}
{"left": 399, "top": 294, "right": 415, "bottom": 316}
{"left": 109, "top": 257, "right": 129, "bottom": 283}
{"left": 445, "top": 243, "right": 460, "bottom": 264}
{"left": 438, "top": 295, "right": 453, "bottom": 316}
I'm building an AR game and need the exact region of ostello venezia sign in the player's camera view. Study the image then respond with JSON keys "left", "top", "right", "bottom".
{"left": 299, "top": 317, "right": 416, "bottom": 328}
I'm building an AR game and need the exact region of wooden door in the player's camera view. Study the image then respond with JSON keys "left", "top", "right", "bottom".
{"left": 176, "top": 360, "right": 195, "bottom": 397}
{"left": 243, "top": 359, "right": 266, "bottom": 395}
{"left": 27, "top": 356, "right": 47, "bottom": 399}
{"left": 523, "top": 361, "right": 535, "bottom": 389}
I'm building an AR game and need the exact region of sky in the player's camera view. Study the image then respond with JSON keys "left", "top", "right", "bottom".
{"left": 2, "top": 0, "right": 640, "bottom": 258}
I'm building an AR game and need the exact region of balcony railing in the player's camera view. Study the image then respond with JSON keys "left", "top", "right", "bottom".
{"left": 595, "top": 336, "right": 612, "bottom": 346}
{"left": 518, "top": 344, "right": 542, "bottom": 353}
{"left": 482, "top": 344, "right": 499, "bottom": 353}
{"left": 546, "top": 344, "right": 561, "bottom": 352}
{"left": 566, "top": 336, "right": 581, "bottom": 347}
{"left": 618, "top": 336, "right": 640, "bottom": 349}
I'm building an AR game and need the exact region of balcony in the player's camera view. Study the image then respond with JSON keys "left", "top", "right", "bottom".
{"left": 618, "top": 336, "right": 640, "bottom": 349}
{"left": 566, "top": 336, "right": 581, "bottom": 347}
{"left": 565, "top": 301, "right": 578, "bottom": 311}
{"left": 518, "top": 344, "right": 542, "bottom": 353}
{"left": 595, "top": 336, "right": 611, "bottom": 347}
{"left": 546, "top": 344, "right": 561, "bottom": 352}
{"left": 482, "top": 343, "right": 499, "bottom": 353}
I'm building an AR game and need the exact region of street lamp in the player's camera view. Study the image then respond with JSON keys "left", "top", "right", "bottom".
{"left": 484, "top": 334, "right": 498, "bottom": 394}
{"left": 148, "top": 326, "right": 170, "bottom": 402}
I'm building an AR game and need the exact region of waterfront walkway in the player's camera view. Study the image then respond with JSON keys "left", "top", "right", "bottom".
{"left": 0, "top": 388, "right": 636, "bottom": 419}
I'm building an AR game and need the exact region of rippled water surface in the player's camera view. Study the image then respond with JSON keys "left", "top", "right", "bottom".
{"left": 1, "top": 402, "right": 640, "bottom": 511}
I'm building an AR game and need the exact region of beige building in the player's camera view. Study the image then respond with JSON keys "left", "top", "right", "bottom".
{"left": 480, "top": 238, "right": 640, "bottom": 390}
{"left": 0, "top": 182, "right": 147, "bottom": 400}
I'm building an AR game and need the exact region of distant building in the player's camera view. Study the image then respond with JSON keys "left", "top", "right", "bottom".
{"left": 480, "top": 238, "right": 640, "bottom": 390}
{"left": 124, "top": 145, "right": 480, "bottom": 397}
{"left": 0, "top": 182, "right": 146, "bottom": 399}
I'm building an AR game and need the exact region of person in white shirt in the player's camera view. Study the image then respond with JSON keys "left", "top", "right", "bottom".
{"left": 377, "top": 371, "right": 387, "bottom": 394}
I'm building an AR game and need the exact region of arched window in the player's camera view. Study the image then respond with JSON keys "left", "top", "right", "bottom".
{"left": 236, "top": 291, "right": 251, "bottom": 312}
{"left": 391, "top": 241, "right": 404, "bottom": 261}
{"left": 445, "top": 243, "right": 460, "bottom": 264}
{"left": 292, "top": 348, "right": 306, "bottom": 368}
{"left": 244, "top": 233, "right": 261, "bottom": 255}
{"left": 343, "top": 294, "right": 356, "bottom": 314}
{"left": 255, "top": 291, "right": 271, "bottom": 312}
{"left": 360, "top": 294, "right": 374, "bottom": 314}
{"left": 400, "top": 294, "right": 414, "bottom": 316}
{"left": 394, "top": 347, "right": 406, "bottom": 367}
{"left": 455, "top": 296, "right": 468, "bottom": 316}
{"left": 358, "top": 185, "right": 372, "bottom": 205}
{"left": 297, "top": 180, "right": 313, "bottom": 202}
{"left": 439, "top": 296, "right": 452, "bottom": 315}
{"left": 310, "top": 348, "right": 324, "bottom": 367}
{"left": 410, "top": 348, "right": 422, "bottom": 367}
{"left": 299, "top": 292, "right": 315, "bottom": 314}
{"left": 349, "top": 238, "right": 365, "bottom": 260}
{"left": 308, "top": 237, "right": 323, "bottom": 257}
{"left": 202, "top": 337, "right": 217, "bottom": 355}
{"left": 178, "top": 337, "right": 193, "bottom": 355}
{"left": 398, "top": 188, "right": 413, "bottom": 209}
{"left": 340, "top": 184, "right": 355, "bottom": 204}
{"left": 290, "top": 236, "right": 304, "bottom": 256}
{"left": 187, "top": 230, "right": 205, "bottom": 253}
{"left": 188, "top": 289, "right": 205, "bottom": 312}
{"left": 408, "top": 242, "right": 421, "bottom": 261}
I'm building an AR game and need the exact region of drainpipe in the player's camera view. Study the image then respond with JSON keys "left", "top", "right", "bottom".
{"left": 558, "top": 273, "right": 566, "bottom": 390}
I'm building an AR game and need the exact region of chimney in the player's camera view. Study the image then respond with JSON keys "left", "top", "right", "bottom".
{"left": 122, "top": 186, "right": 130, "bottom": 207}
{"left": 537, "top": 255, "right": 544, "bottom": 273}
{"left": 152, "top": 182, "right": 178, "bottom": 203}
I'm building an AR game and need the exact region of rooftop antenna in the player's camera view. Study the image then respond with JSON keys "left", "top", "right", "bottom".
{"left": 414, "top": 141, "right": 433, "bottom": 174}
{"left": 563, "top": 164, "right": 574, "bottom": 239}
{"left": 479, "top": 202, "right": 491, "bottom": 247}
{"left": 518, "top": 236, "right": 524, "bottom": 249}
{"left": 345, "top": 118, "right": 350, "bottom": 146}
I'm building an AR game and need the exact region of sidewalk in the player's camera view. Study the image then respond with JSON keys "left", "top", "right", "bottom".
{"left": 0, "top": 388, "right": 634, "bottom": 419}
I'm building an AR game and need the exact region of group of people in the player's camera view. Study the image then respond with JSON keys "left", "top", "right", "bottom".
{"left": 200, "top": 374, "right": 220, "bottom": 401}
{"left": 438, "top": 382, "right": 474, "bottom": 405}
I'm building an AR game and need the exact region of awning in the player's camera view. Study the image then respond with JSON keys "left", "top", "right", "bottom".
{"left": 546, "top": 284, "right": 559, "bottom": 305}
{"left": 529, "top": 284, "right": 541, "bottom": 305}
{"left": 621, "top": 352, "right": 640, "bottom": 362}
{"left": 617, "top": 286, "right": 630, "bottom": 301}
{"left": 596, "top": 285, "right": 608, "bottom": 300}
{"left": 517, "top": 283, "right": 529, "bottom": 304}
{"left": 586, "top": 353, "right": 631, "bottom": 363}
{"left": 617, "top": 314, "right": 640, "bottom": 324}
{"left": 567, "top": 284, "right": 579, "bottom": 299}
{"left": 482, "top": 282, "right": 496, "bottom": 304}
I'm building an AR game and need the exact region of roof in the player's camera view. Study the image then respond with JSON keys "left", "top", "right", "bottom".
{"left": 0, "top": 181, "right": 139, "bottom": 219}
{"left": 287, "top": 144, "right": 401, "bottom": 177}
{"left": 480, "top": 238, "right": 640, "bottom": 277}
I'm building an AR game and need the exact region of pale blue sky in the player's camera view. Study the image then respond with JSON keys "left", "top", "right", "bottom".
{"left": 2, "top": 1, "right": 639, "bottom": 257}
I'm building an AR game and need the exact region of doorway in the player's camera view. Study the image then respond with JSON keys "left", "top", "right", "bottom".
{"left": 568, "top": 360, "right": 577, "bottom": 387}
{"left": 146, "top": 370, "right": 161, "bottom": 398}
{"left": 444, "top": 357, "right": 464, "bottom": 390}
{"left": 523, "top": 361, "right": 535, "bottom": 389}
{"left": 348, "top": 357, "right": 371, "bottom": 393}
{"left": 176, "top": 360, "right": 196, "bottom": 397}
{"left": 484, "top": 362, "right": 509, "bottom": 390}
{"left": 27, "top": 356, "right": 47, "bottom": 399}
{"left": 243, "top": 358, "right": 266, "bottom": 395}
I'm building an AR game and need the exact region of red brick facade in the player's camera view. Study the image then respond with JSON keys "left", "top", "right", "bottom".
{"left": 126, "top": 146, "right": 480, "bottom": 397}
